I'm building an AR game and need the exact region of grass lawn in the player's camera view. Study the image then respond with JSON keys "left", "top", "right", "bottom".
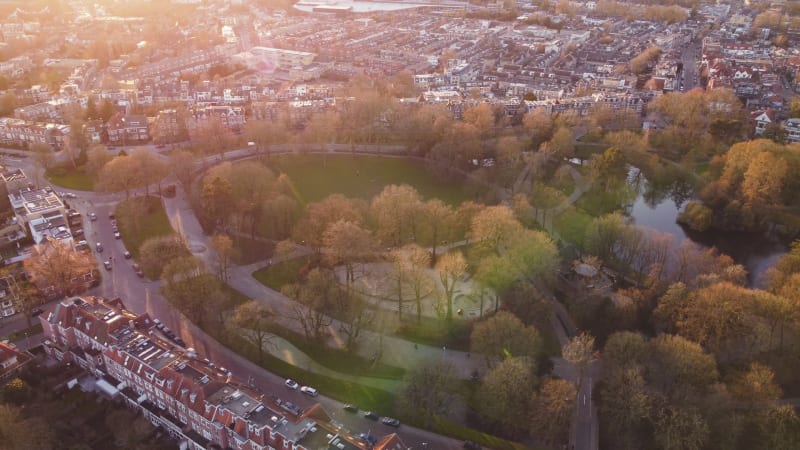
{"left": 394, "top": 316, "right": 472, "bottom": 351}
{"left": 268, "top": 326, "right": 406, "bottom": 379}
{"left": 224, "top": 332, "right": 397, "bottom": 414}
{"left": 115, "top": 195, "right": 176, "bottom": 258}
{"left": 265, "top": 154, "right": 475, "bottom": 206}
{"left": 552, "top": 207, "right": 593, "bottom": 246}
{"left": 231, "top": 235, "right": 275, "bottom": 265}
{"left": 45, "top": 167, "right": 94, "bottom": 191}
{"left": 252, "top": 255, "right": 316, "bottom": 290}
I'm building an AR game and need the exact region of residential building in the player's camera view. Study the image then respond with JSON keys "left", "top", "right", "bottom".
{"left": 783, "top": 118, "right": 800, "bottom": 143}
{"left": 0, "top": 118, "right": 70, "bottom": 149}
{"left": 152, "top": 109, "right": 188, "bottom": 145}
{"left": 188, "top": 105, "right": 246, "bottom": 132}
{"left": 0, "top": 275, "right": 18, "bottom": 317}
{"left": 40, "top": 296, "right": 408, "bottom": 450}
{"left": 106, "top": 113, "right": 150, "bottom": 145}
{"left": 8, "top": 186, "right": 66, "bottom": 231}
{"left": 752, "top": 109, "right": 775, "bottom": 135}
{"left": 0, "top": 341, "right": 29, "bottom": 381}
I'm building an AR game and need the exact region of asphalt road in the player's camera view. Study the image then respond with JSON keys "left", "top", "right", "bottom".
{"left": 62, "top": 189, "right": 466, "bottom": 450}
{"left": 680, "top": 40, "right": 700, "bottom": 92}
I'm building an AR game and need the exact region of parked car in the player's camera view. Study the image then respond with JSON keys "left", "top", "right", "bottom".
{"left": 64, "top": 192, "right": 77, "bottom": 199}
{"left": 109, "top": 213, "right": 115, "bottom": 220}
{"left": 342, "top": 404, "right": 358, "bottom": 413}
{"left": 73, "top": 229, "right": 84, "bottom": 237}
{"left": 30, "top": 307, "right": 44, "bottom": 317}
{"left": 89, "top": 213, "right": 97, "bottom": 221}
{"left": 96, "top": 242, "right": 103, "bottom": 253}
{"left": 103, "top": 260, "right": 112, "bottom": 271}
{"left": 132, "top": 263, "right": 144, "bottom": 277}
{"left": 174, "top": 337, "right": 186, "bottom": 347}
{"left": 114, "top": 231, "right": 121, "bottom": 239}
{"left": 363, "top": 411, "right": 379, "bottom": 421}
{"left": 153, "top": 319, "right": 163, "bottom": 330}
{"left": 285, "top": 379, "right": 299, "bottom": 390}
{"left": 300, "top": 386, "right": 318, "bottom": 397}
{"left": 381, "top": 417, "right": 400, "bottom": 427}
{"left": 123, "top": 250, "right": 131, "bottom": 259}
{"left": 463, "top": 440, "right": 482, "bottom": 450}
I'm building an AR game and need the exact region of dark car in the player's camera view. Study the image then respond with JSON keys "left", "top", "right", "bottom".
{"left": 30, "top": 307, "right": 44, "bottom": 317}
{"left": 363, "top": 411, "right": 379, "bottom": 421}
{"left": 343, "top": 404, "right": 358, "bottom": 413}
{"left": 174, "top": 337, "right": 186, "bottom": 347}
{"left": 463, "top": 441, "right": 482, "bottom": 450}
{"left": 381, "top": 417, "right": 400, "bottom": 427}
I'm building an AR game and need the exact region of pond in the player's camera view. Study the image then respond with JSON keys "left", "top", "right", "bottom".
{"left": 625, "top": 166, "right": 788, "bottom": 288}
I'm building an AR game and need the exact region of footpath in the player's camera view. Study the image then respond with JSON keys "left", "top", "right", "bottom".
{"left": 163, "top": 183, "right": 486, "bottom": 379}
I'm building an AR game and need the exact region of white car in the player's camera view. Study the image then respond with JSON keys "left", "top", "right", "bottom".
{"left": 285, "top": 379, "right": 299, "bottom": 390}
{"left": 300, "top": 386, "right": 318, "bottom": 397}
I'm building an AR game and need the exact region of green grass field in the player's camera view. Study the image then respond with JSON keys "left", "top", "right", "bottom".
{"left": 45, "top": 168, "right": 94, "bottom": 191}
{"left": 265, "top": 154, "right": 475, "bottom": 206}
{"left": 252, "top": 255, "right": 316, "bottom": 290}
{"left": 115, "top": 195, "right": 176, "bottom": 258}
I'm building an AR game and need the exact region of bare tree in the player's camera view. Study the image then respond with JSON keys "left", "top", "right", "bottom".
{"left": 24, "top": 238, "right": 94, "bottom": 299}
{"left": 435, "top": 251, "right": 468, "bottom": 321}
{"left": 229, "top": 301, "right": 275, "bottom": 362}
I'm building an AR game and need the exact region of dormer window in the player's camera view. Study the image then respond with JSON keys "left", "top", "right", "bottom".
{"left": 189, "top": 393, "right": 197, "bottom": 403}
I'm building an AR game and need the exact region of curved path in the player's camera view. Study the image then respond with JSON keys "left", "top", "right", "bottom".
{"left": 28, "top": 141, "right": 598, "bottom": 449}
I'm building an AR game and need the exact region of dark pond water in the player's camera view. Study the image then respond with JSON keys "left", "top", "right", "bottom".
{"left": 625, "top": 167, "right": 788, "bottom": 288}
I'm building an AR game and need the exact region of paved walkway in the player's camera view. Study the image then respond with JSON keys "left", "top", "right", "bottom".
{"left": 163, "top": 180, "right": 486, "bottom": 378}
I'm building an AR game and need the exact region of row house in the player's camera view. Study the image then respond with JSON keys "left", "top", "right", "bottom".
{"left": 129, "top": 48, "right": 226, "bottom": 79}
{"left": 249, "top": 101, "right": 288, "bottom": 122}
{"left": 23, "top": 84, "right": 52, "bottom": 103}
{"left": 39, "top": 296, "right": 408, "bottom": 450}
{"left": 106, "top": 113, "right": 150, "bottom": 145}
{"left": 0, "top": 117, "right": 69, "bottom": 149}
{"left": 152, "top": 109, "right": 188, "bottom": 145}
{"left": 14, "top": 97, "right": 81, "bottom": 122}
{"left": 188, "top": 105, "right": 246, "bottom": 133}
